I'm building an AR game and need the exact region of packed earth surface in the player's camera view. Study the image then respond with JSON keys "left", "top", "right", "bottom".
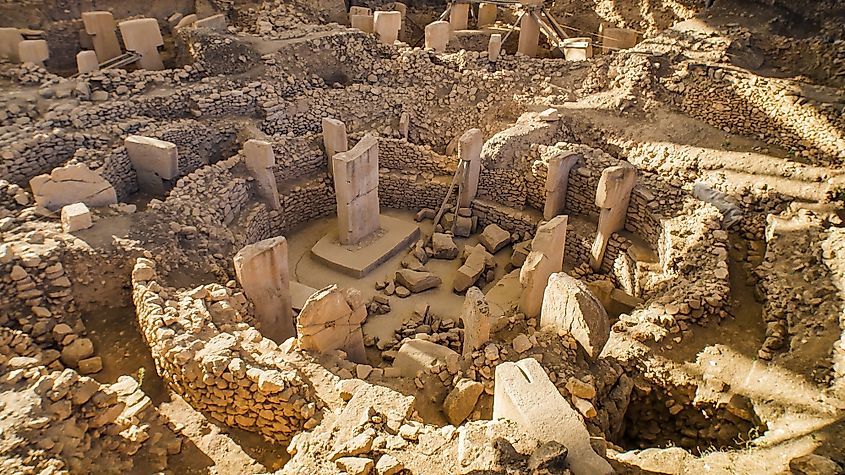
{"left": 0, "top": 0, "right": 844, "bottom": 474}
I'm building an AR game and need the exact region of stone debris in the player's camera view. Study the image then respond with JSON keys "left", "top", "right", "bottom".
{"left": 541, "top": 273, "right": 610, "bottom": 359}
{"left": 395, "top": 268, "right": 441, "bottom": 293}
{"left": 479, "top": 223, "right": 511, "bottom": 254}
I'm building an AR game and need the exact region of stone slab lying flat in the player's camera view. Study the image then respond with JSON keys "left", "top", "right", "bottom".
{"left": 311, "top": 214, "right": 420, "bottom": 278}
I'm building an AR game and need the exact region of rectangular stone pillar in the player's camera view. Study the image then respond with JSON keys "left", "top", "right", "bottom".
{"left": 243, "top": 139, "right": 280, "bottom": 210}
{"left": 322, "top": 117, "right": 348, "bottom": 179}
{"left": 76, "top": 50, "right": 99, "bottom": 74}
{"left": 494, "top": 358, "right": 614, "bottom": 475}
{"left": 562, "top": 37, "right": 593, "bottom": 61}
{"left": 478, "top": 3, "right": 497, "bottom": 27}
{"left": 488, "top": 33, "right": 502, "bottom": 61}
{"left": 18, "top": 40, "right": 49, "bottom": 66}
{"left": 333, "top": 134, "right": 380, "bottom": 245}
{"left": 350, "top": 14, "right": 374, "bottom": 33}
{"left": 518, "top": 11, "right": 540, "bottom": 57}
{"left": 234, "top": 236, "right": 295, "bottom": 343}
{"left": 349, "top": 6, "right": 372, "bottom": 21}
{"left": 601, "top": 27, "right": 638, "bottom": 54}
{"left": 457, "top": 128, "right": 482, "bottom": 208}
{"left": 125, "top": 135, "right": 179, "bottom": 193}
{"left": 0, "top": 28, "right": 24, "bottom": 61}
{"left": 543, "top": 152, "right": 580, "bottom": 220}
{"left": 450, "top": 3, "right": 469, "bottom": 30}
{"left": 118, "top": 18, "right": 164, "bottom": 71}
{"left": 460, "top": 287, "right": 490, "bottom": 356}
{"left": 374, "top": 11, "right": 402, "bottom": 45}
{"left": 590, "top": 165, "right": 636, "bottom": 270}
{"left": 425, "top": 20, "right": 450, "bottom": 52}
{"left": 518, "top": 215, "right": 568, "bottom": 318}
{"left": 82, "top": 11, "right": 121, "bottom": 62}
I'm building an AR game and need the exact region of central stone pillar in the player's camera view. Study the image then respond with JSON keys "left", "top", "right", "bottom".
{"left": 333, "top": 134, "right": 380, "bottom": 245}
{"left": 374, "top": 11, "right": 402, "bottom": 45}
{"left": 424, "top": 20, "right": 450, "bottom": 52}
{"left": 590, "top": 164, "right": 636, "bottom": 270}
{"left": 457, "top": 128, "right": 482, "bottom": 208}
{"left": 82, "top": 11, "right": 121, "bottom": 62}
{"left": 233, "top": 236, "right": 295, "bottom": 343}
{"left": 518, "top": 10, "right": 540, "bottom": 57}
{"left": 322, "top": 117, "right": 348, "bottom": 179}
{"left": 450, "top": 2, "right": 469, "bottom": 30}
{"left": 118, "top": 18, "right": 164, "bottom": 70}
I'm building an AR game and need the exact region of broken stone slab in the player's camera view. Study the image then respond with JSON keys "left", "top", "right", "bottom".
{"left": 395, "top": 268, "right": 441, "bottom": 293}
{"left": 30, "top": 163, "right": 117, "bottom": 211}
{"left": 479, "top": 223, "right": 511, "bottom": 254}
{"left": 61, "top": 202, "right": 93, "bottom": 233}
{"left": 494, "top": 358, "right": 613, "bottom": 475}
{"left": 443, "top": 378, "right": 484, "bottom": 426}
{"left": 431, "top": 232, "right": 459, "bottom": 259}
{"left": 454, "top": 244, "right": 493, "bottom": 292}
{"left": 510, "top": 240, "right": 531, "bottom": 267}
{"left": 541, "top": 272, "right": 610, "bottom": 359}
{"left": 460, "top": 287, "right": 491, "bottom": 356}
{"left": 393, "top": 338, "right": 459, "bottom": 378}
{"left": 296, "top": 285, "right": 367, "bottom": 363}
{"left": 233, "top": 236, "right": 295, "bottom": 343}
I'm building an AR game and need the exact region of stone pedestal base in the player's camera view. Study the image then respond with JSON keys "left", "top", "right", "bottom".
{"left": 311, "top": 215, "right": 419, "bottom": 277}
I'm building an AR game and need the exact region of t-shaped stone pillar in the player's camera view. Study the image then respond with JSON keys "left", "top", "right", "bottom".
{"left": 589, "top": 164, "right": 636, "bottom": 270}
{"left": 457, "top": 128, "right": 482, "bottom": 208}
{"left": 76, "top": 50, "right": 99, "bottom": 74}
{"left": 124, "top": 135, "right": 179, "bottom": 193}
{"left": 424, "top": 20, "right": 450, "bottom": 52}
{"left": 243, "top": 139, "right": 280, "bottom": 210}
{"left": 234, "top": 236, "right": 295, "bottom": 344}
{"left": 82, "top": 11, "right": 122, "bottom": 62}
{"left": 322, "top": 117, "right": 348, "bottom": 179}
{"left": 332, "top": 134, "right": 380, "bottom": 245}
{"left": 18, "top": 40, "right": 49, "bottom": 66}
{"left": 518, "top": 215, "right": 568, "bottom": 318}
{"left": 543, "top": 152, "right": 580, "bottom": 220}
{"left": 118, "top": 18, "right": 164, "bottom": 70}
{"left": 0, "top": 28, "right": 24, "bottom": 62}
{"left": 373, "top": 11, "right": 402, "bottom": 45}
{"left": 449, "top": 2, "right": 469, "bottom": 30}
{"left": 460, "top": 287, "right": 491, "bottom": 357}
{"left": 478, "top": 3, "right": 498, "bottom": 27}
{"left": 494, "top": 358, "right": 614, "bottom": 475}
{"left": 517, "top": 11, "right": 540, "bottom": 57}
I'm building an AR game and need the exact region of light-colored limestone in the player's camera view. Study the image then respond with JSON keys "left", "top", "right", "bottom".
{"left": 30, "top": 163, "right": 117, "bottom": 210}
{"left": 124, "top": 135, "right": 179, "bottom": 193}
{"left": 18, "top": 40, "right": 49, "bottom": 66}
{"left": 174, "top": 14, "right": 198, "bottom": 29}
{"left": 479, "top": 223, "right": 511, "bottom": 254}
{"left": 460, "top": 287, "right": 491, "bottom": 356}
{"left": 82, "top": 11, "right": 121, "bottom": 62}
{"left": 519, "top": 216, "right": 568, "bottom": 318}
{"left": 76, "top": 50, "right": 99, "bottom": 74}
{"left": 543, "top": 152, "right": 580, "bottom": 220}
{"left": 332, "top": 134, "right": 380, "bottom": 245}
{"left": 393, "top": 338, "right": 459, "bottom": 378}
{"left": 61, "top": 203, "right": 93, "bottom": 233}
{"left": 444, "top": 378, "right": 484, "bottom": 425}
{"left": 562, "top": 37, "right": 593, "bottom": 61}
{"left": 450, "top": 3, "right": 469, "bottom": 30}
{"left": 350, "top": 14, "right": 374, "bottom": 33}
{"left": 458, "top": 128, "right": 482, "bottom": 208}
{"left": 494, "top": 358, "right": 614, "bottom": 475}
{"left": 243, "top": 139, "right": 280, "bottom": 209}
{"left": 424, "top": 21, "right": 450, "bottom": 52}
{"left": 590, "top": 164, "right": 636, "bottom": 270}
{"left": 540, "top": 272, "right": 609, "bottom": 359}
{"left": 478, "top": 3, "right": 497, "bottom": 27}
{"left": 322, "top": 117, "right": 348, "bottom": 179}
{"left": 488, "top": 33, "right": 502, "bottom": 61}
{"left": 195, "top": 14, "right": 227, "bottom": 31}
{"left": 118, "top": 18, "right": 164, "bottom": 70}
{"left": 0, "top": 27, "right": 24, "bottom": 61}
{"left": 373, "top": 11, "right": 402, "bottom": 45}
{"left": 233, "top": 236, "right": 295, "bottom": 343}
{"left": 601, "top": 27, "right": 638, "bottom": 53}
{"left": 517, "top": 12, "right": 540, "bottom": 57}
{"left": 296, "top": 285, "right": 367, "bottom": 363}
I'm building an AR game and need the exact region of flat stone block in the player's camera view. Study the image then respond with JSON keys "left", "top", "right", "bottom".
{"left": 311, "top": 214, "right": 420, "bottom": 278}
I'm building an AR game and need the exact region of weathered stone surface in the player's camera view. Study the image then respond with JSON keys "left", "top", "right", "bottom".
{"left": 431, "top": 233, "right": 459, "bottom": 259}
{"left": 395, "top": 269, "right": 441, "bottom": 293}
{"left": 393, "top": 339, "right": 459, "bottom": 378}
{"left": 541, "top": 273, "right": 610, "bottom": 359}
{"left": 454, "top": 244, "right": 493, "bottom": 292}
{"left": 233, "top": 236, "right": 294, "bottom": 343}
{"left": 61, "top": 202, "right": 93, "bottom": 233}
{"left": 443, "top": 378, "right": 484, "bottom": 426}
{"left": 30, "top": 163, "right": 117, "bottom": 210}
{"left": 297, "top": 285, "right": 367, "bottom": 363}
{"left": 479, "top": 224, "right": 511, "bottom": 254}
{"left": 60, "top": 338, "right": 94, "bottom": 367}
{"left": 460, "top": 287, "right": 491, "bottom": 356}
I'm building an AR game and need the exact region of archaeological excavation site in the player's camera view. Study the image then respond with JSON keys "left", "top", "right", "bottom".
{"left": 1, "top": 0, "right": 845, "bottom": 473}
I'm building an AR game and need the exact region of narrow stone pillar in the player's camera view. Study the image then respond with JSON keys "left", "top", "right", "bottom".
{"left": 349, "top": 6, "right": 372, "bottom": 21}
{"left": 233, "top": 236, "right": 295, "bottom": 344}
{"left": 333, "top": 134, "right": 380, "bottom": 245}
{"left": 0, "top": 28, "right": 24, "bottom": 61}
{"left": 541, "top": 272, "right": 609, "bottom": 359}
{"left": 118, "top": 18, "right": 164, "bottom": 70}
{"left": 82, "top": 11, "right": 122, "bottom": 62}
{"left": 518, "top": 11, "right": 540, "bottom": 57}
{"left": 322, "top": 117, "right": 348, "bottom": 179}
{"left": 460, "top": 287, "right": 490, "bottom": 357}
{"left": 374, "top": 11, "right": 402, "bottom": 45}
{"left": 424, "top": 20, "right": 450, "bottom": 52}
{"left": 124, "top": 135, "right": 179, "bottom": 193}
{"left": 18, "top": 40, "right": 49, "bottom": 66}
{"left": 518, "top": 215, "right": 568, "bottom": 318}
{"left": 350, "top": 14, "right": 375, "bottom": 33}
{"left": 450, "top": 2, "right": 469, "bottom": 30}
{"left": 399, "top": 112, "right": 410, "bottom": 140}
{"left": 296, "top": 285, "right": 367, "bottom": 363}
{"left": 243, "top": 139, "right": 280, "bottom": 210}
{"left": 590, "top": 164, "right": 636, "bottom": 270}
{"left": 488, "top": 33, "right": 502, "bottom": 61}
{"left": 478, "top": 3, "right": 497, "bottom": 27}
{"left": 457, "top": 128, "right": 482, "bottom": 208}
{"left": 76, "top": 50, "right": 99, "bottom": 74}
{"left": 494, "top": 358, "right": 614, "bottom": 475}
{"left": 543, "top": 152, "right": 580, "bottom": 220}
